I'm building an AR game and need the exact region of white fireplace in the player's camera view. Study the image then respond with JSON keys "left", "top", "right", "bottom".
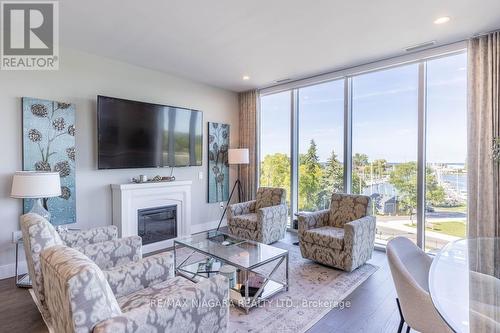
{"left": 111, "top": 181, "right": 192, "bottom": 253}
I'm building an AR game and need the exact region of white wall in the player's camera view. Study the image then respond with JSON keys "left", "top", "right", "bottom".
{"left": 0, "top": 48, "right": 239, "bottom": 278}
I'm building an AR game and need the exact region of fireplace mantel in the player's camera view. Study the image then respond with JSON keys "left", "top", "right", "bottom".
{"left": 111, "top": 181, "right": 192, "bottom": 253}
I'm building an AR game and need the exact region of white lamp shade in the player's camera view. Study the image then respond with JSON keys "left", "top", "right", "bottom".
{"left": 228, "top": 148, "right": 249, "bottom": 165}
{"left": 11, "top": 171, "right": 62, "bottom": 198}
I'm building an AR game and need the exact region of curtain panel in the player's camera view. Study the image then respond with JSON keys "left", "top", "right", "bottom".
{"left": 468, "top": 31, "right": 500, "bottom": 240}
{"left": 238, "top": 90, "right": 258, "bottom": 201}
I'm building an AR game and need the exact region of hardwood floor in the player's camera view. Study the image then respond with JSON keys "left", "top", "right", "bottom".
{"left": 0, "top": 277, "right": 47, "bottom": 332}
{"left": 0, "top": 232, "right": 402, "bottom": 333}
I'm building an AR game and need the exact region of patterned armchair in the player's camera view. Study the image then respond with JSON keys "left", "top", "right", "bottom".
{"left": 227, "top": 187, "right": 288, "bottom": 244}
{"left": 20, "top": 213, "right": 173, "bottom": 323}
{"left": 40, "top": 245, "right": 229, "bottom": 333}
{"left": 297, "top": 193, "right": 376, "bottom": 272}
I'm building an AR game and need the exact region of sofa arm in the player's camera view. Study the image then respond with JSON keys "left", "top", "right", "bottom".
{"left": 41, "top": 245, "right": 123, "bottom": 333}
{"left": 258, "top": 204, "right": 288, "bottom": 227}
{"left": 77, "top": 236, "right": 142, "bottom": 270}
{"left": 297, "top": 209, "right": 330, "bottom": 235}
{"left": 93, "top": 275, "right": 229, "bottom": 333}
{"left": 257, "top": 204, "right": 288, "bottom": 243}
{"left": 228, "top": 200, "right": 256, "bottom": 219}
{"left": 59, "top": 225, "right": 118, "bottom": 248}
{"left": 344, "top": 215, "right": 376, "bottom": 270}
{"left": 103, "top": 252, "right": 174, "bottom": 298}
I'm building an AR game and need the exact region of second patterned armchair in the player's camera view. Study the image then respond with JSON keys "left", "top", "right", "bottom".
{"left": 297, "top": 193, "right": 376, "bottom": 272}
{"left": 227, "top": 187, "right": 288, "bottom": 244}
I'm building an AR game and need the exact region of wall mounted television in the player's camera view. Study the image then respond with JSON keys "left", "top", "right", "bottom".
{"left": 97, "top": 95, "right": 203, "bottom": 169}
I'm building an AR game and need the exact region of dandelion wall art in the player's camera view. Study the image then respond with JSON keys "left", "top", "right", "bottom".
{"left": 208, "top": 122, "right": 229, "bottom": 203}
{"left": 22, "top": 97, "right": 76, "bottom": 225}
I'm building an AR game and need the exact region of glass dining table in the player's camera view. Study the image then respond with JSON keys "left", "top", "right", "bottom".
{"left": 429, "top": 238, "right": 500, "bottom": 333}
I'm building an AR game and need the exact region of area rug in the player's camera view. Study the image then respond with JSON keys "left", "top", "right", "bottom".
{"left": 229, "top": 242, "right": 378, "bottom": 333}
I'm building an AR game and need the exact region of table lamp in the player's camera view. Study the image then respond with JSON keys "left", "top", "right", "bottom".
{"left": 11, "top": 171, "right": 61, "bottom": 221}
{"left": 215, "top": 148, "right": 249, "bottom": 232}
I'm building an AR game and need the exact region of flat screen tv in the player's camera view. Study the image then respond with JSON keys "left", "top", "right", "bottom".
{"left": 97, "top": 95, "right": 203, "bottom": 169}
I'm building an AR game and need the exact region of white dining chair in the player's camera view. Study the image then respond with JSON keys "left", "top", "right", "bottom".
{"left": 386, "top": 237, "right": 453, "bottom": 333}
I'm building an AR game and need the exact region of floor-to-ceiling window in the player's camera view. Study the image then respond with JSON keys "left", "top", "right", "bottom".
{"left": 298, "top": 80, "right": 344, "bottom": 211}
{"left": 351, "top": 64, "right": 419, "bottom": 245}
{"left": 258, "top": 47, "right": 467, "bottom": 250}
{"left": 425, "top": 53, "right": 467, "bottom": 252}
{"left": 259, "top": 91, "right": 292, "bottom": 216}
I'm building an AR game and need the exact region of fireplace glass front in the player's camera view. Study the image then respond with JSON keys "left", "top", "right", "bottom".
{"left": 138, "top": 205, "right": 177, "bottom": 245}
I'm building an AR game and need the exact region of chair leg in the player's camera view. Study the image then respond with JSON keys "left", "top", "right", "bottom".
{"left": 396, "top": 298, "right": 404, "bottom": 333}
{"left": 406, "top": 326, "right": 411, "bottom": 333}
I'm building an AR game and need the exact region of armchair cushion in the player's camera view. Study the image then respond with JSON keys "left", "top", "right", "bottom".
{"left": 75, "top": 236, "right": 142, "bottom": 270}
{"left": 117, "top": 275, "right": 198, "bottom": 312}
{"left": 301, "top": 226, "right": 345, "bottom": 250}
{"left": 103, "top": 252, "right": 175, "bottom": 298}
{"left": 229, "top": 213, "right": 258, "bottom": 231}
{"left": 329, "top": 193, "right": 371, "bottom": 228}
{"left": 95, "top": 275, "right": 229, "bottom": 333}
{"left": 58, "top": 225, "right": 118, "bottom": 248}
{"left": 255, "top": 187, "right": 286, "bottom": 210}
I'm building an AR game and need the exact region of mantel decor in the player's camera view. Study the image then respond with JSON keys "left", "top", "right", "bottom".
{"left": 22, "top": 97, "right": 76, "bottom": 225}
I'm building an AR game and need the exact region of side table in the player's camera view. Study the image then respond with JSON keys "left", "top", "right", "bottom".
{"left": 15, "top": 238, "right": 32, "bottom": 288}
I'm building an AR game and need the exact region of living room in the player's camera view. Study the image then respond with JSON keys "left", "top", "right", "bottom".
{"left": 1, "top": 1, "right": 499, "bottom": 333}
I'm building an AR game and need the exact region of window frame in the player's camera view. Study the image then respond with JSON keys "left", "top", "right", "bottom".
{"left": 257, "top": 42, "right": 467, "bottom": 249}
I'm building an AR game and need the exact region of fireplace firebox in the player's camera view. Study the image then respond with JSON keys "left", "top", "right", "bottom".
{"left": 138, "top": 205, "right": 177, "bottom": 245}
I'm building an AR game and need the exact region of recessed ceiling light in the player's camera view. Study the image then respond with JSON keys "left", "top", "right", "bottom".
{"left": 434, "top": 16, "right": 451, "bottom": 25}
{"left": 242, "top": 75, "right": 250, "bottom": 81}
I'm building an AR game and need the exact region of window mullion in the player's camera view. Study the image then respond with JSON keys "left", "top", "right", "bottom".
{"left": 344, "top": 77, "right": 353, "bottom": 193}
{"left": 417, "top": 62, "right": 427, "bottom": 249}
{"left": 291, "top": 89, "right": 299, "bottom": 217}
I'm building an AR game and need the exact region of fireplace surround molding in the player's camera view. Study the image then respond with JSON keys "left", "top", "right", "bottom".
{"left": 111, "top": 180, "right": 192, "bottom": 253}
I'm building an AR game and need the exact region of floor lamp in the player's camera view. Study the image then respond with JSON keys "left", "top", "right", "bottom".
{"left": 215, "top": 148, "right": 249, "bottom": 232}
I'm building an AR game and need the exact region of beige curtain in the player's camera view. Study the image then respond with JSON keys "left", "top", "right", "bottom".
{"left": 468, "top": 33, "right": 500, "bottom": 332}
{"left": 238, "top": 90, "right": 258, "bottom": 201}
{"left": 468, "top": 31, "right": 500, "bottom": 239}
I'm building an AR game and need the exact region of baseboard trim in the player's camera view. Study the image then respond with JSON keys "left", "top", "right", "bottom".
{"left": 0, "top": 260, "right": 28, "bottom": 280}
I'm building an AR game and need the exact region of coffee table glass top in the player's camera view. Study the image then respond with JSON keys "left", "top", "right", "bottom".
{"left": 174, "top": 231, "right": 288, "bottom": 269}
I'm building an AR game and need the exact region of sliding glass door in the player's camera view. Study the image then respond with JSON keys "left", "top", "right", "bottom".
{"left": 351, "top": 64, "right": 419, "bottom": 245}
{"left": 258, "top": 50, "right": 467, "bottom": 250}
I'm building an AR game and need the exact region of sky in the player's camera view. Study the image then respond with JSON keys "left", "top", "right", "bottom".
{"left": 260, "top": 53, "right": 467, "bottom": 164}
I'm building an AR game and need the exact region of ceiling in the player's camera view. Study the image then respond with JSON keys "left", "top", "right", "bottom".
{"left": 61, "top": 0, "right": 500, "bottom": 92}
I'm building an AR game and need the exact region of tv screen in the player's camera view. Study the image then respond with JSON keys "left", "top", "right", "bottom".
{"left": 97, "top": 96, "right": 202, "bottom": 169}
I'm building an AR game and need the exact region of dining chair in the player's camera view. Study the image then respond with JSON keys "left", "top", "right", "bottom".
{"left": 386, "top": 237, "right": 453, "bottom": 333}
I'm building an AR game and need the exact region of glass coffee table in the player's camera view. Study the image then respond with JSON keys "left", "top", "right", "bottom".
{"left": 174, "top": 231, "right": 289, "bottom": 313}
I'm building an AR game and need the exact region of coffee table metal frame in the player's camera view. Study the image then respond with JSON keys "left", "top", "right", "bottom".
{"left": 173, "top": 234, "right": 289, "bottom": 313}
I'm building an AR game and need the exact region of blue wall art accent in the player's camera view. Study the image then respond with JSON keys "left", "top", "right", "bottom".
{"left": 208, "top": 122, "right": 229, "bottom": 203}
{"left": 22, "top": 97, "right": 76, "bottom": 225}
